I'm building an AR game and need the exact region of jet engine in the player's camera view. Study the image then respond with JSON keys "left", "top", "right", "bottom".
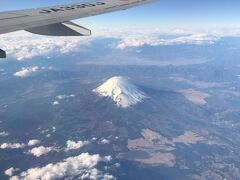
{"left": 0, "top": 49, "right": 6, "bottom": 58}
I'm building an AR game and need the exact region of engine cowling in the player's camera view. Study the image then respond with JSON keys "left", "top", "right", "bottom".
{"left": 0, "top": 49, "right": 6, "bottom": 58}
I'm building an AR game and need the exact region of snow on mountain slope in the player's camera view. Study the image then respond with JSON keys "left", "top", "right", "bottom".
{"left": 93, "top": 77, "right": 146, "bottom": 108}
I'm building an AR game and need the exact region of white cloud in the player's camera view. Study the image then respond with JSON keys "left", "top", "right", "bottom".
{"left": 116, "top": 33, "right": 219, "bottom": 49}
{"left": 57, "top": 94, "right": 75, "bottom": 100}
{"left": 46, "top": 134, "right": 51, "bottom": 138}
{"left": 14, "top": 66, "right": 39, "bottom": 77}
{"left": 52, "top": 94, "right": 76, "bottom": 106}
{"left": 29, "top": 146, "right": 53, "bottom": 157}
{"left": 0, "top": 143, "right": 25, "bottom": 149}
{"left": 52, "top": 126, "right": 56, "bottom": 133}
{"left": 92, "top": 137, "right": 97, "bottom": 141}
{"left": 40, "top": 129, "right": 49, "bottom": 134}
{"left": 66, "top": 140, "right": 89, "bottom": 151}
{"left": 52, "top": 101, "right": 59, "bottom": 105}
{"left": 5, "top": 167, "right": 19, "bottom": 177}
{"left": 41, "top": 66, "right": 53, "bottom": 70}
{"left": 114, "top": 163, "right": 121, "bottom": 168}
{"left": 12, "top": 153, "right": 114, "bottom": 180}
{"left": 27, "top": 139, "right": 41, "bottom": 146}
{"left": 100, "top": 139, "right": 110, "bottom": 144}
{"left": 0, "top": 131, "right": 9, "bottom": 137}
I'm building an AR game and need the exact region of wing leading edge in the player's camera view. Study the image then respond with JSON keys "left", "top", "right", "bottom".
{"left": 0, "top": 0, "right": 155, "bottom": 58}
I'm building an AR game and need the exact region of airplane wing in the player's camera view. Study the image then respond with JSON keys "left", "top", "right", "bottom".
{"left": 0, "top": 0, "right": 155, "bottom": 58}
{"left": 0, "top": 0, "right": 154, "bottom": 35}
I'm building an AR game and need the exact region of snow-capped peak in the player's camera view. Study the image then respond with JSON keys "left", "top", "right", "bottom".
{"left": 93, "top": 76, "right": 146, "bottom": 108}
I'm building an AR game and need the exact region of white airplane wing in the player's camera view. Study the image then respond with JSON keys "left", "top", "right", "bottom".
{"left": 0, "top": 0, "right": 155, "bottom": 58}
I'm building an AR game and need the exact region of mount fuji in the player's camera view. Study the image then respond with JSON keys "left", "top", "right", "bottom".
{"left": 93, "top": 77, "right": 146, "bottom": 108}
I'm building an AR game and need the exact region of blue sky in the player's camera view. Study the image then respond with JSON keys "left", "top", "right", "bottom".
{"left": 1, "top": 0, "right": 240, "bottom": 29}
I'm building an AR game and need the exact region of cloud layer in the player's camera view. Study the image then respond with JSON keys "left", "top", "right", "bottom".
{"left": 0, "top": 31, "right": 91, "bottom": 60}
{"left": 116, "top": 33, "right": 218, "bottom": 49}
{"left": 0, "top": 29, "right": 222, "bottom": 61}
{"left": 11, "top": 153, "right": 114, "bottom": 180}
